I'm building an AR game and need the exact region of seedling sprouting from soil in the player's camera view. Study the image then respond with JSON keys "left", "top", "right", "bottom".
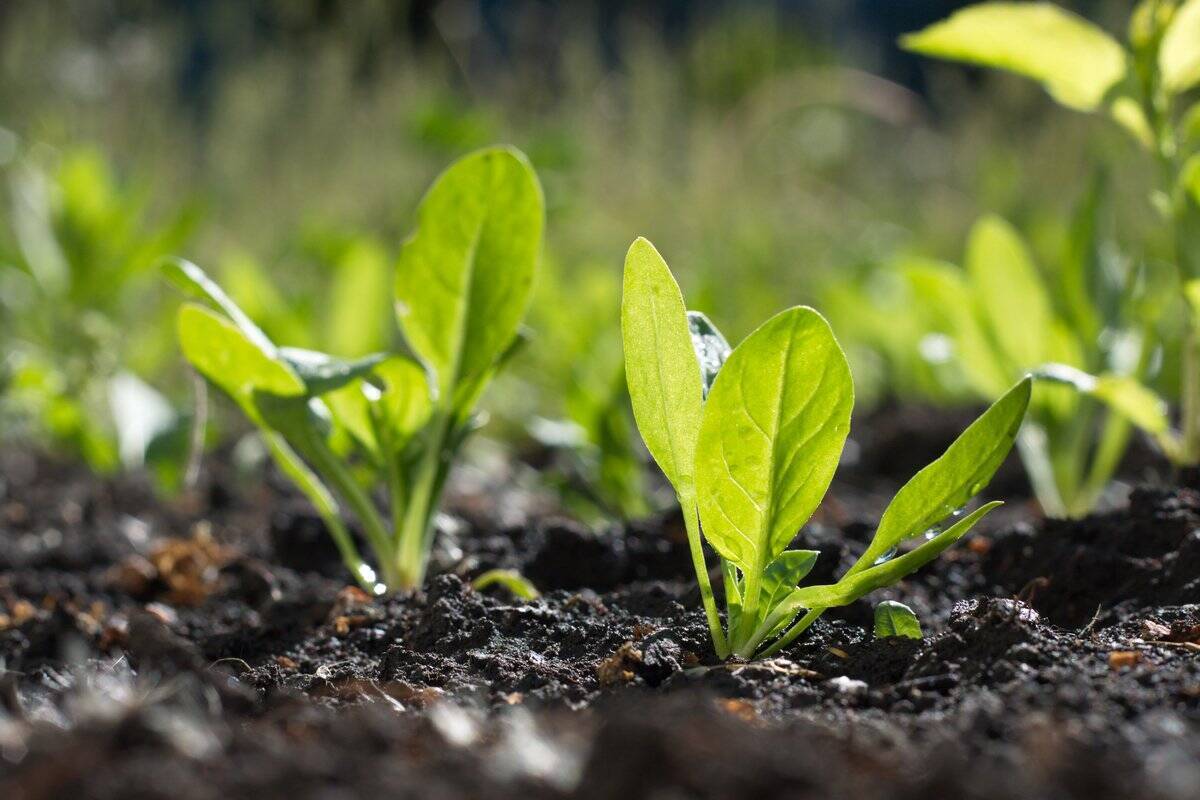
{"left": 166, "top": 146, "right": 543, "bottom": 591}
{"left": 904, "top": 1, "right": 1200, "bottom": 474}
{"left": 622, "top": 238, "right": 1030, "bottom": 659}
{"left": 902, "top": 212, "right": 1163, "bottom": 518}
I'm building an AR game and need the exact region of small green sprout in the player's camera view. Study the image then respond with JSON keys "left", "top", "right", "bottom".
{"left": 165, "top": 146, "right": 543, "bottom": 592}
{"left": 622, "top": 238, "right": 1030, "bottom": 660}
{"left": 471, "top": 569, "right": 540, "bottom": 600}
{"left": 874, "top": 600, "right": 922, "bottom": 640}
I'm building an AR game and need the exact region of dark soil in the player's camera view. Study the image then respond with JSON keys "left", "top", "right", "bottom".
{"left": 0, "top": 427, "right": 1197, "bottom": 800}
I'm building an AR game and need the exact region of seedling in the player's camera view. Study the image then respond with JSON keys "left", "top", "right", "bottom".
{"left": 622, "top": 238, "right": 1030, "bottom": 660}
{"left": 874, "top": 601, "right": 922, "bottom": 640}
{"left": 904, "top": 1, "right": 1200, "bottom": 471}
{"left": 166, "top": 146, "right": 543, "bottom": 591}
{"left": 1, "top": 144, "right": 198, "bottom": 476}
{"left": 902, "top": 211, "right": 1161, "bottom": 518}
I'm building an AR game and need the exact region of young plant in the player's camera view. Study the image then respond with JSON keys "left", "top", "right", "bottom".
{"left": 622, "top": 238, "right": 1030, "bottom": 660}
{"left": 166, "top": 146, "right": 543, "bottom": 591}
{"left": 901, "top": 211, "right": 1160, "bottom": 518}
{"left": 1, "top": 143, "right": 199, "bottom": 477}
{"left": 903, "top": 1, "right": 1200, "bottom": 473}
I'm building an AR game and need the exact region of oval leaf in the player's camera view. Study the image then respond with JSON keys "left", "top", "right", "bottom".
{"left": 874, "top": 600, "right": 923, "bottom": 639}
{"left": 177, "top": 304, "right": 304, "bottom": 415}
{"left": 901, "top": 2, "right": 1127, "bottom": 111}
{"left": 163, "top": 258, "right": 276, "bottom": 355}
{"left": 1161, "top": 0, "right": 1200, "bottom": 94}
{"left": 622, "top": 238, "right": 705, "bottom": 494}
{"left": 696, "top": 307, "right": 853, "bottom": 573}
{"left": 394, "top": 146, "right": 544, "bottom": 404}
{"left": 967, "top": 215, "right": 1054, "bottom": 371}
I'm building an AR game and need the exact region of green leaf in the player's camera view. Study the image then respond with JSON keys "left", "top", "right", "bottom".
{"left": 1032, "top": 364, "right": 1170, "bottom": 435}
{"left": 1161, "top": 0, "right": 1200, "bottom": 94}
{"left": 163, "top": 258, "right": 275, "bottom": 355}
{"left": 874, "top": 601, "right": 923, "bottom": 639}
{"left": 760, "top": 549, "right": 819, "bottom": 626}
{"left": 471, "top": 568, "right": 540, "bottom": 600}
{"left": 394, "top": 146, "right": 543, "bottom": 405}
{"left": 967, "top": 215, "right": 1054, "bottom": 370}
{"left": 622, "top": 237, "right": 705, "bottom": 494}
{"left": 687, "top": 311, "right": 732, "bottom": 400}
{"left": 858, "top": 378, "right": 1030, "bottom": 569}
{"left": 277, "top": 347, "right": 387, "bottom": 396}
{"left": 373, "top": 356, "right": 436, "bottom": 438}
{"left": 778, "top": 502, "right": 1001, "bottom": 613}
{"left": 695, "top": 307, "right": 853, "bottom": 573}
{"left": 176, "top": 304, "right": 303, "bottom": 416}
{"left": 901, "top": 2, "right": 1127, "bottom": 111}
{"left": 1182, "top": 155, "right": 1200, "bottom": 207}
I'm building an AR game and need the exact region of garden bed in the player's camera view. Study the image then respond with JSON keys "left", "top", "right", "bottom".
{"left": 1, "top": 418, "right": 1198, "bottom": 800}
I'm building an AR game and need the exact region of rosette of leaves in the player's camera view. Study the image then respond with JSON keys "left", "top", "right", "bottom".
{"left": 622, "top": 238, "right": 1030, "bottom": 660}
{"left": 166, "top": 146, "right": 543, "bottom": 591}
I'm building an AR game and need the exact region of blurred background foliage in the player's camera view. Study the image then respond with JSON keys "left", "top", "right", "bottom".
{"left": 0, "top": 0, "right": 1176, "bottom": 519}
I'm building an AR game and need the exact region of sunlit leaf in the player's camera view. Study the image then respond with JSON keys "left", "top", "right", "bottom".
{"left": 966, "top": 215, "right": 1054, "bottom": 370}
{"left": 874, "top": 600, "right": 923, "bottom": 639}
{"left": 622, "top": 237, "right": 705, "bottom": 494}
{"left": 1032, "top": 363, "right": 1170, "bottom": 435}
{"left": 471, "top": 568, "right": 540, "bottom": 600}
{"left": 901, "top": 2, "right": 1127, "bottom": 111}
{"left": 394, "top": 146, "right": 543, "bottom": 404}
{"left": 858, "top": 378, "right": 1030, "bottom": 569}
{"left": 695, "top": 307, "right": 853, "bottom": 573}
{"left": 1161, "top": 0, "right": 1200, "bottom": 94}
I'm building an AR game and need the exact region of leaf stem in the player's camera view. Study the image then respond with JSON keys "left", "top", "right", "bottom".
{"left": 681, "top": 496, "right": 730, "bottom": 659}
{"left": 299, "top": 427, "right": 398, "bottom": 586}
{"left": 395, "top": 415, "right": 448, "bottom": 590}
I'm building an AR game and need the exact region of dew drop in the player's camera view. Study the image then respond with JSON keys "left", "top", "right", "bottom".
{"left": 873, "top": 545, "right": 898, "bottom": 565}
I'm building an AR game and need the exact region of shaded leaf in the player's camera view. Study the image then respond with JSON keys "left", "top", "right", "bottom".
{"left": 687, "top": 311, "right": 732, "bottom": 399}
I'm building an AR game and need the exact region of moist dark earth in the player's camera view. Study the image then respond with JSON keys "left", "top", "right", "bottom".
{"left": 0, "top": 411, "right": 1197, "bottom": 800}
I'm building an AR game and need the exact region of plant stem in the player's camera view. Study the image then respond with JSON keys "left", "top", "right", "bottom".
{"left": 1016, "top": 425, "right": 1069, "bottom": 517}
{"left": 754, "top": 607, "right": 821, "bottom": 660}
{"left": 680, "top": 496, "right": 730, "bottom": 659}
{"left": 299, "top": 428, "right": 398, "bottom": 586}
{"left": 394, "top": 416, "right": 448, "bottom": 590}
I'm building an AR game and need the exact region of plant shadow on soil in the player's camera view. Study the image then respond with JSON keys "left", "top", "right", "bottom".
{"left": 0, "top": 406, "right": 1197, "bottom": 799}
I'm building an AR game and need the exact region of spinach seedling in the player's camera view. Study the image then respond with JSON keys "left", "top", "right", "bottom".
{"left": 874, "top": 600, "right": 922, "bottom": 640}
{"left": 904, "top": 1, "right": 1200, "bottom": 474}
{"left": 166, "top": 146, "right": 543, "bottom": 591}
{"left": 622, "top": 238, "right": 1030, "bottom": 660}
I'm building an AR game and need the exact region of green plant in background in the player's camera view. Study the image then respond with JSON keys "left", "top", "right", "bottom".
{"left": 166, "top": 146, "right": 543, "bottom": 591}
{"left": 622, "top": 238, "right": 1030, "bottom": 660}
{"left": 900, "top": 209, "right": 1162, "bottom": 518}
{"left": 0, "top": 141, "right": 199, "bottom": 477}
{"left": 904, "top": 1, "right": 1200, "bottom": 481}
{"left": 522, "top": 261, "right": 651, "bottom": 522}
